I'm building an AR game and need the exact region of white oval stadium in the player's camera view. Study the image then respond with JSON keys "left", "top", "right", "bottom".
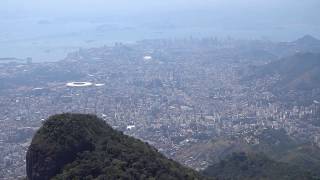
{"left": 66, "top": 82, "right": 93, "bottom": 87}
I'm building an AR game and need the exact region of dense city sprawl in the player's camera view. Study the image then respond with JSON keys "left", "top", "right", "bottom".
{"left": 1, "top": 37, "right": 320, "bottom": 178}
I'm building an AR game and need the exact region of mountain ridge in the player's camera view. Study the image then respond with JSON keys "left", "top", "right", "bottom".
{"left": 26, "top": 113, "right": 205, "bottom": 180}
{"left": 249, "top": 52, "right": 320, "bottom": 91}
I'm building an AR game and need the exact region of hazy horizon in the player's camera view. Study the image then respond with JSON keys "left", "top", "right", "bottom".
{"left": 1, "top": 0, "right": 319, "bottom": 61}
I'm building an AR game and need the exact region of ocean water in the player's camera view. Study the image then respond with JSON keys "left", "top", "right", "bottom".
{"left": 1, "top": 17, "right": 319, "bottom": 62}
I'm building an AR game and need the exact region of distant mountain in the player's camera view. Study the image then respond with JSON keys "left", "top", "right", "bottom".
{"left": 203, "top": 152, "right": 315, "bottom": 180}
{"left": 26, "top": 114, "right": 205, "bottom": 180}
{"left": 265, "top": 35, "right": 320, "bottom": 57}
{"left": 293, "top": 35, "right": 320, "bottom": 46}
{"left": 255, "top": 52, "right": 320, "bottom": 90}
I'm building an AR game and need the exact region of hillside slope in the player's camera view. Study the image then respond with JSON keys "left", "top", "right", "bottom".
{"left": 26, "top": 113, "right": 205, "bottom": 180}
{"left": 175, "top": 128, "right": 320, "bottom": 179}
{"left": 255, "top": 52, "right": 320, "bottom": 90}
{"left": 203, "top": 152, "right": 315, "bottom": 180}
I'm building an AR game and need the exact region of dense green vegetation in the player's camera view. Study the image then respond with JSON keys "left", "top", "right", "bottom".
{"left": 279, "top": 144, "right": 320, "bottom": 177}
{"left": 26, "top": 114, "right": 320, "bottom": 180}
{"left": 26, "top": 113, "right": 205, "bottom": 180}
{"left": 203, "top": 152, "right": 316, "bottom": 180}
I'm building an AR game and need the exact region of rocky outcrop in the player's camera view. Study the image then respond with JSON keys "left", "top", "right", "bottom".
{"left": 26, "top": 113, "right": 204, "bottom": 180}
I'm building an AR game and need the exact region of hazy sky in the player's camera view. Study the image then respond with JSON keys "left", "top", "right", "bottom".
{"left": 1, "top": 0, "right": 319, "bottom": 21}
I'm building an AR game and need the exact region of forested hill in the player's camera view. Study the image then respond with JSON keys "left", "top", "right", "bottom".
{"left": 26, "top": 113, "right": 206, "bottom": 180}
{"left": 203, "top": 152, "right": 316, "bottom": 180}
{"left": 253, "top": 52, "right": 320, "bottom": 90}
{"left": 25, "top": 113, "right": 319, "bottom": 180}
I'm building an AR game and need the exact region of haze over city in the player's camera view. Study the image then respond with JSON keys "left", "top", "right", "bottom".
{"left": 1, "top": 1, "right": 320, "bottom": 179}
